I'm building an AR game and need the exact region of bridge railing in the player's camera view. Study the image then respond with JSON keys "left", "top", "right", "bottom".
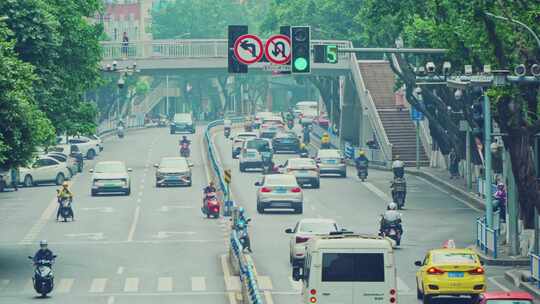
{"left": 100, "top": 39, "right": 352, "bottom": 61}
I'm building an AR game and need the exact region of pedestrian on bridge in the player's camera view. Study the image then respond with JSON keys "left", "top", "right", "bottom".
{"left": 449, "top": 148, "right": 459, "bottom": 179}
{"left": 122, "top": 32, "right": 129, "bottom": 58}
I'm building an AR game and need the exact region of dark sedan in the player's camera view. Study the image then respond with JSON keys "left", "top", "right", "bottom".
{"left": 272, "top": 132, "right": 300, "bottom": 153}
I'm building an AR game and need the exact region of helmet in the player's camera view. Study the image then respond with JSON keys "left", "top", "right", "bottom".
{"left": 39, "top": 240, "right": 48, "bottom": 248}
{"left": 300, "top": 143, "right": 306, "bottom": 149}
{"left": 323, "top": 132, "right": 328, "bottom": 136}
{"left": 209, "top": 181, "right": 215, "bottom": 187}
{"left": 387, "top": 202, "right": 397, "bottom": 210}
{"left": 238, "top": 207, "right": 245, "bottom": 215}
{"left": 182, "top": 135, "right": 187, "bottom": 139}
{"left": 237, "top": 222, "right": 245, "bottom": 229}
{"left": 62, "top": 181, "right": 69, "bottom": 188}
{"left": 394, "top": 155, "right": 400, "bottom": 160}
{"left": 359, "top": 150, "right": 365, "bottom": 156}
{"left": 497, "top": 183, "right": 505, "bottom": 190}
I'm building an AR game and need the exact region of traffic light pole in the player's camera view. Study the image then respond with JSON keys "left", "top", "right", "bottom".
{"left": 484, "top": 93, "right": 494, "bottom": 228}
{"left": 466, "top": 128, "right": 472, "bottom": 192}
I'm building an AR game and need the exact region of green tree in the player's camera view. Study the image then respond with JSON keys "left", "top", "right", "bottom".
{"left": 0, "top": 23, "right": 55, "bottom": 169}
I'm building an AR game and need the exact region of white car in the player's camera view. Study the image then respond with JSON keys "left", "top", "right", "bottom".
{"left": 47, "top": 152, "right": 78, "bottom": 177}
{"left": 254, "top": 174, "right": 303, "bottom": 214}
{"left": 60, "top": 136, "right": 100, "bottom": 160}
{"left": 91, "top": 161, "right": 132, "bottom": 196}
{"left": 231, "top": 132, "right": 258, "bottom": 159}
{"left": 239, "top": 138, "right": 272, "bottom": 172}
{"left": 20, "top": 156, "right": 71, "bottom": 187}
{"left": 89, "top": 134, "right": 104, "bottom": 152}
{"left": 285, "top": 218, "right": 341, "bottom": 266}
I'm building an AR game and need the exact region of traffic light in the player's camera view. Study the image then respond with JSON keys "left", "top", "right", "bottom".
{"left": 291, "top": 26, "right": 311, "bottom": 74}
{"left": 313, "top": 45, "right": 338, "bottom": 64}
{"left": 228, "top": 25, "right": 248, "bottom": 74}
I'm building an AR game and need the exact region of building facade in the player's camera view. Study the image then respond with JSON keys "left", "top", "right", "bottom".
{"left": 97, "top": 0, "right": 153, "bottom": 41}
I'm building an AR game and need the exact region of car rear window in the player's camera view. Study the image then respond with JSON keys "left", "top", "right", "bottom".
{"left": 94, "top": 162, "right": 126, "bottom": 173}
{"left": 160, "top": 158, "right": 188, "bottom": 170}
{"left": 246, "top": 140, "right": 270, "bottom": 150}
{"left": 431, "top": 252, "right": 477, "bottom": 264}
{"left": 289, "top": 159, "right": 316, "bottom": 167}
{"left": 264, "top": 175, "right": 297, "bottom": 186}
{"left": 322, "top": 253, "right": 385, "bottom": 282}
{"left": 318, "top": 150, "right": 342, "bottom": 158}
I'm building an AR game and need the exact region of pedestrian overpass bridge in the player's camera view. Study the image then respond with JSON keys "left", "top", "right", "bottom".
{"left": 99, "top": 39, "right": 404, "bottom": 166}
{"left": 100, "top": 39, "right": 351, "bottom": 75}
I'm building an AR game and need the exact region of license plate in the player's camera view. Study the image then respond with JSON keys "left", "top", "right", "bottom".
{"left": 326, "top": 159, "right": 337, "bottom": 164}
{"left": 272, "top": 202, "right": 290, "bottom": 207}
{"left": 275, "top": 188, "right": 286, "bottom": 193}
{"left": 105, "top": 183, "right": 118, "bottom": 187}
{"left": 448, "top": 272, "right": 464, "bottom": 278}
{"left": 166, "top": 176, "right": 180, "bottom": 180}
{"left": 247, "top": 152, "right": 256, "bottom": 157}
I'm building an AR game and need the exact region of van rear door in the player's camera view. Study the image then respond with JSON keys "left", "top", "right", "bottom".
{"left": 318, "top": 251, "right": 354, "bottom": 303}
{"left": 352, "top": 250, "right": 394, "bottom": 304}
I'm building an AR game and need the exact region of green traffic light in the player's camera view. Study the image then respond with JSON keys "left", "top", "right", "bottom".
{"left": 294, "top": 57, "right": 308, "bottom": 71}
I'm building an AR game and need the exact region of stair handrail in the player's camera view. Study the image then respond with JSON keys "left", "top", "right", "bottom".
{"left": 350, "top": 53, "right": 393, "bottom": 163}
{"left": 136, "top": 81, "right": 170, "bottom": 114}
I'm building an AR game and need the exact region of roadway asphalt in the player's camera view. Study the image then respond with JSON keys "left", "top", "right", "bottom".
{"left": 0, "top": 127, "right": 229, "bottom": 304}
{"left": 211, "top": 125, "right": 519, "bottom": 304}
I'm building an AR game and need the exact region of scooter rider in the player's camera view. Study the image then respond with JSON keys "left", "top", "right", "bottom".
{"left": 380, "top": 202, "right": 403, "bottom": 236}
{"left": 56, "top": 182, "right": 73, "bottom": 221}
{"left": 320, "top": 132, "right": 331, "bottom": 149}
{"left": 302, "top": 125, "right": 311, "bottom": 144}
{"left": 299, "top": 143, "right": 309, "bottom": 157}
{"left": 33, "top": 240, "right": 54, "bottom": 265}
{"left": 392, "top": 155, "right": 405, "bottom": 178}
{"left": 179, "top": 135, "right": 190, "bottom": 146}
{"left": 355, "top": 150, "right": 369, "bottom": 175}
{"left": 203, "top": 181, "right": 218, "bottom": 211}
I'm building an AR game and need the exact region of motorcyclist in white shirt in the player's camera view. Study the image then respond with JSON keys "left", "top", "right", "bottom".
{"left": 391, "top": 155, "right": 405, "bottom": 178}
{"left": 380, "top": 202, "right": 403, "bottom": 235}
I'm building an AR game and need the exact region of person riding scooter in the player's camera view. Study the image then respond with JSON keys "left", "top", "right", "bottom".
{"left": 299, "top": 143, "right": 309, "bottom": 158}
{"left": 202, "top": 181, "right": 218, "bottom": 212}
{"left": 392, "top": 155, "right": 405, "bottom": 178}
{"left": 244, "top": 119, "right": 253, "bottom": 132}
{"left": 494, "top": 183, "right": 507, "bottom": 223}
{"left": 56, "top": 182, "right": 73, "bottom": 221}
{"left": 320, "top": 132, "right": 330, "bottom": 149}
{"left": 179, "top": 136, "right": 191, "bottom": 157}
{"left": 390, "top": 176, "right": 407, "bottom": 209}
{"left": 224, "top": 119, "right": 232, "bottom": 138}
{"left": 302, "top": 125, "right": 311, "bottom": 144}
{"left": 32, "top": 240, "right": 55, "bottom": 265}
{"left": 380, "top": 202, "right": 403, "bottom": 237}
{"left": 355, "top": 150, "right": 369, "bottom": 179}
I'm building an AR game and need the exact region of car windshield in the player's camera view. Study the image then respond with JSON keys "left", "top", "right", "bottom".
{"left": 299, "top": 222, "right": 338, "bottom": 233}
{"left": 160, "top": 158, "right": 188, "bottom": 169}
{"left": 265, "top": 175, "right": 296, "bottom": 186}
{"left": 431, "top": 252, "right": 477, "bottom": 264}
{"left": 94, "top": 162, "right": 126, "bottom": 173}
{"left": 318, "top": 150, "right": 342, "bottom": 158}
{"left": 174, "top": 114, "right": 191, "bottom": 122}
{"left": 289, "top": 159, "right": 316, "bottom": 168}
{"left": 486, "top": 301, "right": 532, "bottom": 304}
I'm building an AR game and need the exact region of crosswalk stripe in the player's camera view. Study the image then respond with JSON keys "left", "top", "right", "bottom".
{"left": 89, "top": 278, "right": 107, "bottom": 293}
{"left": 191, "top": 277, "right": 206, "bottom": 291}
{"left": 157, "top": 277, "right": 173, "bottom": 292}
{"left": 257, "top": 276, "right": 273, "bottom": 290}
{"left": 56, "top": 278, "right": 74, "bottom": 293}
{"left": 124, "top": 277, "right": 139, "bottom": 292}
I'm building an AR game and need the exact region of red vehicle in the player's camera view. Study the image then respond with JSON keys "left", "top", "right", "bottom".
{"left": 477, "top": 291, "right": 533, "bottom": 304}
{"left": 204, "top": 192, "right": 220, "bottom": 218}
{"left": 314, "top": 115, "right": 330, "bottom": 127}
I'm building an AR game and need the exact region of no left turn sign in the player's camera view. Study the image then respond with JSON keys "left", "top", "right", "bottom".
{"left": 233, "top": 34, "right": 264, "bottom": 65}
{"left": 265, "top": 34, "right": 291, "bottom": 65}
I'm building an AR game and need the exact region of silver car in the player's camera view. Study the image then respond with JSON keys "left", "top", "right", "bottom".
{"left": 231, "top": 132, "right": 257, "bottom": 159}
{"left": 239, "top": 138, "right": 272, "bottom": 172}
{"left": 154, "top": 157, "right": 192, "bottom": 187}
{"left": 316, "top": 149, "right": 347, "bottom": 177}
{"left": 91, "top": 161, "right": 132, "bottom": 196}
{"left": 281, "top": 158, "right": 320, "bottom": 188}
{"left": 285, "top": 218, "right": 340, "bottom": 266}
{"left": 255, "top": 174, "right": 303, "bottom": 214}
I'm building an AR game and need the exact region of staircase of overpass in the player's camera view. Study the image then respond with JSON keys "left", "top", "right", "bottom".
{"left": 100, "top": 39, "right": 430, "bottom": 166}
{"left": 357, "top": 60, "right": 429, "bottom": 166}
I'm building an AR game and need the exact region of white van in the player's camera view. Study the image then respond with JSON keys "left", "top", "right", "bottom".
{"left": 293, "top": 233, "right": 397, "bottom": 304}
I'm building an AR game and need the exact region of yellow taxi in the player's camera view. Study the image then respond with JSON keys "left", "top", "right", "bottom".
{"left": 414, "top": 241, "right": 485, "bottom": 304}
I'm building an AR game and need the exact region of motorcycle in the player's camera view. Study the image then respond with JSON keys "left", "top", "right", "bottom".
{"left": 58, "top": 198, "right": 73, "bottom": 222}
{"left": 299, "top": 151, "right": 309, "bottom": 158}
{"left": 380, "top": 223, "right": 401, "bottom": 246}
{"left": 235, "top": 220, "right": 252, "bottom": 252}
{"left": 180, "top": 143, "right": 190, "bottom": 158}
{"left": 203, "top": 192, "right": 220, "bottom": 218}
{"left": 28, "top": 256, "right": 57, "bottom": 297}
{"left": 356, "top": 160, "right": 368, "bottom": 182}
{"left": 391, "top": 178, "right": 407, "bottom": 209}
{"left": 224, "top": 128, "right": 231, "bottom": 138}
{"left": 261, "top": 151, "right": 273, "bottom": 174}
{"left": 117, "top": 126, "right": 125, "bottom": 138}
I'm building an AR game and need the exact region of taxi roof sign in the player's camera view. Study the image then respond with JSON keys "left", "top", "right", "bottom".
{"left": 443, "top": 239, "right": 456, "bottom": 248}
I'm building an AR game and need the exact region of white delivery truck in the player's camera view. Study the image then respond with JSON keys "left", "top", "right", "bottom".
{"left": 293, "top": 232, "right": 397, "bottom": 304}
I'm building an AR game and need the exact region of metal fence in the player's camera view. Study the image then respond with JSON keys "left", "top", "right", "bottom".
{"left": 203, "top": 118, "right": 264, "bottom": 304}
{"left": 531, "top": 253, "right": 540, "bottom": 288}
{"left": 96, "top": 116, "right": 145, "bottom": 136}
{"left": 476, "top": 215, "right": 499, "bottom": 258}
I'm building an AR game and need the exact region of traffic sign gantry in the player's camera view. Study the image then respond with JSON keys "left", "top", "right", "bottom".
{"left": 265, "top": 34, "right": 291, "bottom": 65}
{"left": 224, "top": 169, "right": 232, "bottom": 184}
{"left": 233, "top": 34, "right": 264, "bottom": 65}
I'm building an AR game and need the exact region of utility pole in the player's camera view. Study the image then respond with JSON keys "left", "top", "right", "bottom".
{"left": 484, "top": 93, "right": 494, "bottom": 228}
{"left": 466, "top": 127, "right": 472, "bottom": 192}
{"left": 166, "top": 75, "right": 169, "bottom": 117}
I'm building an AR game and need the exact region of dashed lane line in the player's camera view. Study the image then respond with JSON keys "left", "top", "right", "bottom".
{"left": 488, "top": 276, "right": 510, "bottom": 292}
{"left": 89, "top": 278, "right": 108, "bottom": 293}
{"left": 127, "top": 206, "right": 141, "bottom": 242}
{"left": 157, "top": 277, "right": 173, "bottom": 292}
{"left": 363, "top": 182, "right": 391, "bottom": 202}
{"left": 123, "top": 277, "right": 139, "bottom": 292}
{"left": 117, "top": 266, "right": 124, "bottom": 275}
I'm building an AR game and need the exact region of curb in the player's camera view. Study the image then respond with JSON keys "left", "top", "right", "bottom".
{"left": 468, "top": 245, "right": 529, "bottom": 266}
{"left": 518, "top": 281, "right": 540, "bottom": 299}
{"left": 504, "top": 269, "right": 530, "bottom": 287}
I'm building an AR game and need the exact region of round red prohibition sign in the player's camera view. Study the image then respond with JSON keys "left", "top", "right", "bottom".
{"left": 233, "top": 34, "right": 264, "bottom": 65}
{"left": 265, "top": 34, "right": 291, "bottom": 65}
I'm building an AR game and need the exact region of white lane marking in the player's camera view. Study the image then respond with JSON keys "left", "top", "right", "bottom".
{"left": 289, "top": 277, "right": 302, "bottom": 291}
{"left": 56, "top": 278, "right": 74, "bottom": 293}
{"left": 363, "top": 182, "right": 391, "bottom": 201}
{"left": 107, "top": 296, "right": 115, "bottom": 304}
{"left": 153, "top": 231, "right": 196, "bottom": 239}
{"left": 65, "top": 232, "right": 104, "bottom": 240}
{"left": 89, "top": 278, "right": 108, "bottom": 293}
{"left": 415, "top": 176, "right": 450, "bottom": 194}
{"left": 221, "top": 254, "right": 241, "bottom": 291}
{"left": 258, "top": 276, "right": 273, "bottom": 290}
{"left": 117, "top": 266, "right": 124, "bottom": 275}
{"left": 127, "top": 206, "right": 141, "bottom": 242}
{"left": 191, "top": 277, "right": 206, "bottom": 291}
{"left": 137, "top": 198, "right": 141, "bottom": 203}
{"left": 160, "top": 205, "right": 196, "bottom": 212}
{"left": 124, "top": 277, "right": 139, "bottom": 292}
{"left": 488, "top": 276, "right": 510, "bottom": 292}
{"left": 18, "top": 196, "right": 58, "bottom": 245}
{"left": 157, "top": 277, "right": 173, "bottom": 292}
{"left": 450, "top": 195, "right": 482, "bottom": 212}
{"left": 138, "top": 191, "right": 143, "bottom": 196}
{"left": 397, "top": 277, "right": 411, "bottom": 292}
